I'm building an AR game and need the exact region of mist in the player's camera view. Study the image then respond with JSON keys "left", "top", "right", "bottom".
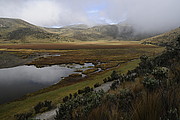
{"left": 0, "top": 0, "right": 180, "bottom": 33}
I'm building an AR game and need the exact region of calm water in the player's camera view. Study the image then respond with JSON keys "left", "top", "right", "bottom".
{"left": 0, "top": 63, "right": 94, "bottom": 104}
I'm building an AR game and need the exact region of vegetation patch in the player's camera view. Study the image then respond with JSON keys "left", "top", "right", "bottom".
{"left": 82, "top": 68, "right": 98, "bottom": 74}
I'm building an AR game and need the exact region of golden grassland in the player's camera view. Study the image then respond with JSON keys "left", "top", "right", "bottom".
{"left": 27, "top": 45, "right": 164, "bottom": 67}
{"left": 0, "top": 41, "right": 164, "bottom": 69}
{"left": 0, "top": 41, "right": 144, "bottom": 49}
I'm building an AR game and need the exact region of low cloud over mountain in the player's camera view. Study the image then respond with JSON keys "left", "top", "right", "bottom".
{"left": 0, "top": 0, "right": 180, "bottom": 33}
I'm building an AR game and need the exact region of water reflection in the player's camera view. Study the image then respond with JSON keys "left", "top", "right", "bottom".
{"left": 0, "top": 63, "right": 94, "bottom": 104}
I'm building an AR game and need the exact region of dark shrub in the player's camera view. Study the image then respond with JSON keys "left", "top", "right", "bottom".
{"left": 34, "top": 100, "right": 52, "bottom": 114}
{"left": 117, "top": 89, "right": 134, "bottom": 112}
{"left": 84, "top": 86, "right": 91, "bottom": 94}
{"left": 69, "top": 94, "right": 72, "bottom": 99}
{"left": 111, "top": 71, "right": 119, "bottom": 80}
{"left": 73, "top": 93, "right": 78, "bottom": 98}
{"left": 110, "top": 80, "right": 119, "bottom": 90}
{"left": 91, "top": 87, "right": 94, "bottom": 91}
{"left": 107, "top": 77, "right": 112, "bottom": 82}
{"left": 78, "top": 89, "right": 84, "bottom": 94}
{"left": 152, "top": 67, "right": 168, "bottom": 79}
{"left": 143, "top": 77, "right": 159, "bottom": 91}
{"left": 55, "top": 90, "right": 105, "bottom": 120}
{"left": 63, "top": 96, "right": 69, "bottom": 103}
{"left": 103, "top": 78, "right": 108, "bottom": 83}
{"left": 14, "top": 112, "right": 32, "bottom": 120}
{"left": 94, "top": 83, "right": 100, "bottom": 88}
{"left": 34, "top": 102, "right": 43, "bottom": 114}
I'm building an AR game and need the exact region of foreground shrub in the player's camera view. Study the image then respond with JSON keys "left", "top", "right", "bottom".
{"left": 63, "top": 96, "right": 69, "bottom": 103}
{"left": 78, "top": 86, "right": 93, "bottom": 95}
{"left": 34, "top": 100, "right": 52, "bottom": 114}
{"left": 110, "top": 80, "right": 119, "bottom": 90}
{"left": 103, "top": 78, "right": 108, "bottom": 83}
{"left": 143, "top": 76, "right": 159, "bottom": 91}
{"left": 84, "top": 86, "right": 92, "bottom": 94}
{"left": 94, "top": 83, "right": 101, "bottom": 88}
{"left": 14, "top": 112, "right": 32, "bottom": 120}
{"left": 106, "top": 89, "right": 134, "bottom": 112}
{"left": 55, "top": 90, "right": 105, "bottom": 120}
{"left": 111, "top": 71, "right": 119, "bottom": 80}
{"left": 73, "top": 92, "right": 78, "bottom": 98}
{"left": 117, "top": 89, "right": 134, "bottom": 112}
{"left": 152, "top": 67, "right": 169, "bottom": 87}
{"left": 152, "top": 67, "right": 169, "bottom": 80}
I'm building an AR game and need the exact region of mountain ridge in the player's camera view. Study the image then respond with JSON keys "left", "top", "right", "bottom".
{"left": 0, "top": 18, "right": 177, "bottom": 44}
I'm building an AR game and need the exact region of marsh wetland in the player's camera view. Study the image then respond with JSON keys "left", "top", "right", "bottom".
{"left": 0, "top": 41, "right": 165, "bottom": 120}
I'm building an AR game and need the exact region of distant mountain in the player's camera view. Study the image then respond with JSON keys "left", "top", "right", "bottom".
{"left": 142, "top": 27, "right": 180, "bottom": 47}
{"left": 46, "top": 24, "right": 155, "bottom": 41}
{"left": 63, "top": 24, "right": 89, "bottom": 29}
{"left": 0, "top": 18, "right": 159, "bottom": 43}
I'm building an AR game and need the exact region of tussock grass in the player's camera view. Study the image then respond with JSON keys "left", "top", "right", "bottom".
{"left": 132, "top": 87, "right": 180, "bottom": 120}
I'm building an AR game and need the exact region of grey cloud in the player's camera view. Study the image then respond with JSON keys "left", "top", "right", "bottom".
{"left": 0, "top": 0, "right": 180, "bottom": 33}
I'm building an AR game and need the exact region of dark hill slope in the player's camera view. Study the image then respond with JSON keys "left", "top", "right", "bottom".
{"left": 0, "top": 18, "right": 67, "bottom": 43}
{"left": 142, "top": 27, "right": 180, "bottom": 47}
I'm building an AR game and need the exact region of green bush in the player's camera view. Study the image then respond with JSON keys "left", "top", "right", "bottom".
{"left": 73, "top": 93, "right": 78, "bottom": 98}
{"left": 143, "top": 77, "right": 159, "bottom": 91}
{"left": 94, "top": 83, "right": 101, "bottom": 88}
{"left": 110, "top": 80, "right": 119, "bottom": 90}
{"left": 111, "top": 71, "right": 119, "bottom": 80}
{"left": 63, "top": 96, "right": 69, "bottom": 103}
{"left": 55, "top": 90, "right": 105, "bottom": 120}
{"left": 14, "top": 112, "right": 32, "bottom": 120}
{"left": 118, "top": 89, "right": 134, "bottom": 112}
{"left": 152, "top": 67, "right": 168, "bottom": 80}
{"left": 34, "top": 100, "right": 52, "bottom": 114}
{"left": 103, "top": 78, "right": 108, "bottom": 83}
{"left": 78, "top": 86, "right": 93, "bottom": 95}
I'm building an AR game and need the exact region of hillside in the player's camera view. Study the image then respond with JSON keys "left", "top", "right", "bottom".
{"left": 0, "top": 18, "right": 71, "bottom": 43}
{"left": 142, "top": 27, "right": 180, "bottom": 47}
{"left": 0, "top": 18, "right": 156, "bottom": 43}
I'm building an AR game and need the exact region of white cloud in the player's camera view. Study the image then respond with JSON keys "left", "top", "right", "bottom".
{"left": 21, "top": 0, "right": 61, "bottom": 26}
{"left": 0, "top": 0, "right": 180, "bottom": 33}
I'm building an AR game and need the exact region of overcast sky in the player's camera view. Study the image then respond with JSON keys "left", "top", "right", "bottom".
{"left": 0, "top": 0, "right": 180, "bottom": 33}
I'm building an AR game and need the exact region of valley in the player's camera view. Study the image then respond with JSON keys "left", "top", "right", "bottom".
{"left": 0, "top": 18, "right": 179, "bottom": 120}
{"left": 0, "top": 41, "right": 165, "bottom": 120}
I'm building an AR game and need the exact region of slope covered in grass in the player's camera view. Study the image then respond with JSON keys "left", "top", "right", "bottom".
{"left": 142, "top": 27, "right": 180, "bottom": 47}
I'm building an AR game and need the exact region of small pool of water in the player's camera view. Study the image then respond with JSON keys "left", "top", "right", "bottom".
{"left": 0, "top": 63, "right": 93, "bottom": 104}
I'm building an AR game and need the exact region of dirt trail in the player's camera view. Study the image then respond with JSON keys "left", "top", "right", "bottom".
{"left": 94, "top": 81, "right": 113, "bottom": 92}
{"left": 34, "top": 81, "right": 113, "bottom": 120}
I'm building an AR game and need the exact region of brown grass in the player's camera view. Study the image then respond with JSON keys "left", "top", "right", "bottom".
{"left": 88, "top": 102, "right": 122, "bottom": 120}
{"left": 0, "top": 42, "right": 158, "bottom": 50}
{"left": 26, "top": 46, "right": 164, "bottom": 67}
{"left": 82, "top": 68, "right": 98, "bottom": 74}
{"left": 132, "top": 87, "right": 180, "bottom": 120}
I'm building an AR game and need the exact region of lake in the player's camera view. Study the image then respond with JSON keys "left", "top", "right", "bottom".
{"left": 0, "top": 63, "right": 94, "bottom": 104}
